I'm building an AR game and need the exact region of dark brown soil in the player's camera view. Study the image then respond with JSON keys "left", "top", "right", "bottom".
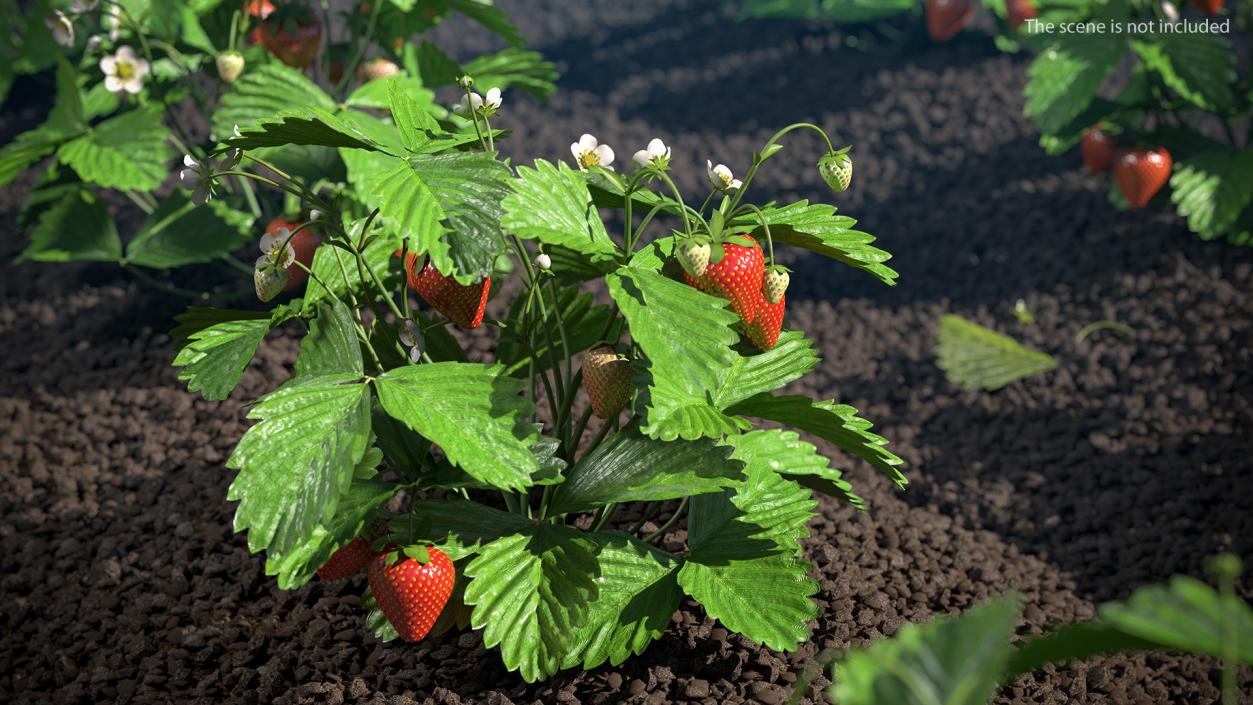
{"left": 2, "top": 1, "right": 1252, "bottom": 704}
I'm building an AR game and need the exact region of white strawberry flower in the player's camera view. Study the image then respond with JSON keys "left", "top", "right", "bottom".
{"left": 456, "top": 87, "right": 503, "bottom": 117}
{"left": 706, "top": 160, "right": 742, "bottom": 192}
{"left": 633, "top": 138, "right": 671, "bottom": 169}
{"left": 534, "top": 252, "right": 552, "bottom": 271}
{"left": 259, "top": 228, "right": 297, "bottom": 268}
{"left": 398, "top": 319, "right": 424, "bottom": 363}
{"left": 179, "top": 155, "right": 216, "bottom": 205}
{"left": 571, "top": 134, "right": 615, "bottom": 171}
{"left": 85, "top": 35, "right": 102, "bottom": 53}
{"left": 100, "top": 45, "right": 150, "bottom": 95}
{"left": 46, "top": 10, "right": 75, "bottom": 47}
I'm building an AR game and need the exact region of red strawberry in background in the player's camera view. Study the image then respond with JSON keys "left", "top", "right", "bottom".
{"left": 317, "top": 521, "right": 388, "bottom": 581}
{"left": 257, "top": 4, "right": 322, "bottom": 69}
{"left": 368, "top": 546, "right": 456, "bottom": 642}
{"left": 265, "top": 217, "right": 321, "bottom": 290}
{"left": 682, "top": 235, "right": 765, "bottom": 325}
{"left": 244, "top": 0, "right": 275, "bottom": 45}
{"left": 925, "top": 0, "right": 976, "bottom": 41}
{"left": 1114, "top": 148, "right": 1172, "bottom": 209}
{"left": 1081, "top": 126, "right": 1116, "bottom": 174}
{"left": 404, "top": 253, "right": 491, "bottom": 329}
{"left": 1191, "top": 0, "right": 1223, "bottom": 15}
{"left": 1006, "top": 0, "right": 1037, "bottom": 29}
{"left": 581, "top": 346, "right": 633, "bottom": 419}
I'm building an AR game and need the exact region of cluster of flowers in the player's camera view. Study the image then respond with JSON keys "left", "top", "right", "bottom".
{"left": 44, "top": 0, "right": 151, "bottom": 96}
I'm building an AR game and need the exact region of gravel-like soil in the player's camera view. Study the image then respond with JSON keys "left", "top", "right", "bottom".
{"left": 2, "top": 1, "right": 1251, "bottom": 704}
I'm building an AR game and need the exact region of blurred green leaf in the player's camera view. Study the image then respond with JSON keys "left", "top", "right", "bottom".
{"left": 934, "top": 314, "right": 1057, "bottom": 391}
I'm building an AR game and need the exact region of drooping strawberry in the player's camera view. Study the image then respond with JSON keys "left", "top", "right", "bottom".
{"left": 357, "top": 57, "right": 400, "bottom": 83}
{"left": 1190, "top": 0, "right": 1223, "bottom": 15}
{"left": 682, "top": 235, "right": 765, "bottom": 325}
{"left": 925, "top": 0, "right": 976, "bottom": 41}
{"left": 1113, "top": 148, "right": 1172, "bottom": 209}
{"left": 257, "top": 4, "right": 322, "bottom": 69}
{"left": 265, "top": 217, "right": 320, "bottom": 290}
{"left": 582, "top": 346, "right": 634, "bottom": 419}
{"left": 1080, "top": 126, "right": 1116, "bottom": 174}
{"left": 1006, "top": 0, "right": 1037, "bottom": 29}
{"left": 368, "top": 546, "right": 456, "bottom": 642}
{"left": 744, "top": 293, "right": 785, "bottom": 351}
{"left": 404, "top": 253, "right": 491, "bottom": 329}
{"left": 317, "top": 521, "right": 388, "bottom": 581}
{"left": 216, "top": 51, "right": 245, "bottom": 83}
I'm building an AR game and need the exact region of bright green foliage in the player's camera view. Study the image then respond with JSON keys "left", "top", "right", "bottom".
{"left": 503, "top": 160, "right": 619, "bottom": 261}
{"left": 1130, "top": 34, "right": 1235, "bottom": 112}
{"left": 17, "top": 189, "right": 120, "bottom": 263}
{"left": 934, "top": 315, "right": 1057, "bottom": 391}
{"left": 172, "top": 317, "right": 271, "bottom": 401}
{"left": 734, "top": 202, "right": 898, "bottom": 286}
{"left": 224, "top": 109, "right": 389, "bottom": 152}
{"left": 727, "top": 429, "right": 862, "bottom": 509}
{"left": 1024, "top": 35, "right": 1124, "bottom": 136}
{"left": 59, "top": 108, "right": 171, "bottom": 191}
{"left": 464, "top": 48, "right": 559, "bottom": 100}
{"left": 125, "top": 194, "right": 254, "bottom": 268}
{"left": 296, "top": 301, "right": 365, "bottom": 378}
{"left": 212, "top": 63, "right": 335, "bottom": 137}
{"left": 1170, "top": 151, "right": 1253, "bottom": 244}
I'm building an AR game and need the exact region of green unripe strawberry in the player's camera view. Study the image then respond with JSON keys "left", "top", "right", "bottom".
{"left": 216, "top": 50, "right": 245, "bottom": 83}
{"left": 676, "top": 240, "right": 711, "bottom": 278}
{"left": 762, "top": 267, "right": 789, "bottom": 305}
{"left": 254, "top": 261, "right": 288, "bottom": 302}
{"left": 818, "top": 150, "right": 853, "bottom": 192}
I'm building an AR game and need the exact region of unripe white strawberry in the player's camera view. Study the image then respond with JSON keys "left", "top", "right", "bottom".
{"left": 762, "top": 268, "right": 789, "bottom": 304}
{"left": 216, "top": 50, "right": 245, "bottom": 83}
{"left": 818, "top": 150, "right": 853, "bottom": 192}
{"left": 254, "top": 261, "right": 288, "bottom": 302}
{"left": 676, "top": 240, "right": 711, "bottom": 279}
{"left": 357, "top": 57, "right": 400, "bottom": 83}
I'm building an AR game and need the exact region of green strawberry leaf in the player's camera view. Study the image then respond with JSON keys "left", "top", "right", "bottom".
{"left": 347, "top": 74, "right": 441, "bottom": 115}
{"left": 1169, "top": 150, "right": 1253, "bottom": 242}
{"left": 372, "top": 151, "right": 513, "bottom": 284}
{"left": 0, "top": 129, "right": 67, "bottom": 188}
{"left": 1131, "top": 33, "right": 1235, "bottom": 112}
{"left": 172, "top": 316, "right": 271, "bottom": 401}
{"left": 677, "top": 553, "right": 818, "bottom": 652}
{"left": 228, "top": 374, "right": 373, "bottom": 555}
{"left": 264, "top": 475, "right": 395, "bottom": 590}
{"left": 502, "top": 159, "right": 618, "bottom": 261}
{"left": 463, "top": 47, "right": 558, "bottom": 100}
{"left": 387, "top": 78, "right": 443, "bottom": 153}
{"left": 392, "top": 499, "right": 532, "bottom": 561}
{"left": 58, "top": 108, "right": 171, "bottom": 192}
{"left": 223, "top": 108, "right": 389, "bottom": 152}
{"left": 373, "top": 363, "right": 541, "bottom": 492}
{"left": 934, "top": 314, "right": 1058, "bottom": 391}
{"left": 295, "top": 299, "right": 364, "bottom": 378}
{"left": 711, "top": 329, "right": 820, "bottom": 408}
{"left": 418, "top": 427, "right": 566, "bottom": 490}
{"left": 16, "top": 189, "right": 120, "bottom": 263}
{"left": 547, "top": 424, "right": 744, "bottom": 515}
{"left": 413, "top": 40, "right": 463, "bottom": 88}
{"left": 833, "top": 597, "right": 1021, "bottom": 705}
{"left": 302, "top": 218, "right": 402, "bottom": 314}
{"left": 446, "top": 0, "right": 525, "bottom": 46}
{"left": 562, "top": 532, "right": 682, "bottom": 670}
{"left": 124, "top": 192, "right": 254, "bottom": 268}
{"left": 726, "top": 428, "right": 863, "bottom": 509}
{"left": 463, "top": 523, "right": 600, "bottom": 682}
{"left": 1025, "top": 34, "right": 1124, "bottom": 136}
{"left": 607, "top": 267, "right": 747, "bottom": 441}
{"left": 211, "top": 63, "right": 335, "bottom": 139}
{"left": 732, "top": 201, "right": 897, "bottom": 286}
{"left": 726, "top": 393, "right": 907, "bottom": 490}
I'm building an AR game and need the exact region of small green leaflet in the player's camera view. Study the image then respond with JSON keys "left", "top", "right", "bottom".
{"left": 732, "top": 201, "right": 898, "bottom": 286}
{"left": 16, "top": 189, "right": 120, "bottom": 263}
{"left": 726, "top": 393, "right": 907, "bottom": 490}
{"left": 934, "top": 314, "right": 1057, "bottom": 392}
{"left": 0, "top": 60, "right": 83, "bottom": 187}
{"left": 463, "top": 47, "right": 558, "bottom": 100}
{"left": 347, "top": 74, "right": 440, "bottom": 114}
{"left": 1025, "top": 34, "right": 1124, "bottom": 136}
{"left": 211, "top": 63, "right": 334, "bottom": 138}
{"left": 727, "top": 429, "right": 862, "bottom": 509}
{"left": 1131, "top": 33, "right": 1235, "bottom": 112}
{"left": 606, "top": 267, "right": 745, "bottom": 441}
{"left": 58, "top": 108, "right": 171, "bottom": 191}
{"left": 677, "top": 555, "right": 817, "bottom": 652}
{"left": 387, "top": 79, "right": 442, "bottom": 153}
{"left": 1169, "top": 150, "right": 1253, "bottom": 242}
{"left": 546, "top": 424, "right": 744, "bottom": 515}
{"left": 413, "top": 40, "right": 463, "bottom": 89}
{"left": 833, "top": 597, "right": 1020, "bottom": 705}
{"left": 295, "top": 300, "right": 364, "bottom": 378}
{"left": 373, "top": 363, "right": 541, "bottom": 492}
{"left": 173, "top": 317, "right": 270, "bottom": 401}
{"left": 227, "top": 374, "right": 373, "bottom": 555}
{"left": 502, "top": 160, "right": 618, "bottom": 261}
{"left": 463, "top": 524, "right": 600, "bottom": 682}
{"left": 223, "top": 109, "right": 389, "bottom": 152}
{"left": 561, "top": 532, "right": 682, "bottom": 670}
{"left": 124, "top": 192, "right": 254, "bottom": 269}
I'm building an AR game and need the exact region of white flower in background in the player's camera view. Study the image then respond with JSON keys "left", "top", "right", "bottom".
{"left": 456, "top": 87, "right": 503, "bottom": 117}
{"left": 100, "top": 46, "right": 149, "bottom": 95}
{"left": 46, "top": 10, "right": 75, "bottom": 47}
{"left": 633, "top": 138, "right": 671, "bottom": 169}
{"left": 85, "top": 35, "right": 102, "bottom": 52}
{"left": 258, "top": 227, "right": 297, "bottom": 268}
{"left": 706, "top": 160, "right": 741, "bottom": 192}
{"left": 179, "top": 155, "right": 216, "bottom": 205}
{"left": 1161, "top": 1, "right": 1179, "bottom": 22}
{"left": 104, "top": 4, "right": 120, "bottom": 41}
{"left": 571, "top": 134, "right": 615, "bottom": 171}
{"left": 398, "top": 319, "right": 424, "bottom": 363}
{"left": 534, "top": 252, "right": 552, "bottom": 271}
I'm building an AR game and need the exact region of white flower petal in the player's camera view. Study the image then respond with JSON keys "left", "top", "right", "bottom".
{"left": 570, "top": 141, "right": 583, "bottom": 159}
{"left": 191, "top": 185, "right": 211, "bottom": 205}
{"left": 132, "top": 58, "right": 150, "bottom": 77}
{"left": 594, "top": 144, "right": 614, "bottom": 167}
{"left": 408, "top": 345, "right": 423, "bottom": 364}
{"left": 648, "top": 138, "right": 667, "bottom": 157}
{"left": 259, "top": 233, "right": 278, "bottom": 253}
{"left": 183, "top": 154, "right": 198, "bottom": 168}
{"left": 104, "top": 76, "right": 123, "bottom": 93}
{"left": 100, "top": 55, "right": 116, "bottom": 74}
{"left": 578, "top": 134, "right": 599, "bottom": 152}
{"left": 123, "top": 77, "right": 143, "bottom": 94}
{"left": 728, "top": 178, "right": 742, "bottom": 190}
{"left": 116, "top": 45, "right": 136, "bottom": 62}
{"left": 485, "top": 87, "right": 501, "bottom": 107}
{"left": 633, "top": 150, "right": 651, "bottom": 166}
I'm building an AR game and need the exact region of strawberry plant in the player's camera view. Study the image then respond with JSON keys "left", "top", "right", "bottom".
{"left": 0, "top": 0, "right": 555, "bottom": 288}
{"left": 169, "top": 73, "right": 904, "bottom": 680}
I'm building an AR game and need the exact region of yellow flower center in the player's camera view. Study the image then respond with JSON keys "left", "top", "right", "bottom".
{"left": 116, "top": 61, "right": 135, "bottom": 80}
{"left": 576, "top": 150, "right": 600, "bottom": 169}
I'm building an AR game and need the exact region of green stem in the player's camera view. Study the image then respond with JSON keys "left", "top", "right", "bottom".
{"left": 335, "top": 0, "right": 382, "bottom": 97}
{"left": 643, "top": 498, "right": 688, "bottom": 543}
{"left": 124, "top": 190, "right": 154, "bottom": 214}
{"left": 627, "top": 502, "right": 660, "bottom": 534}
{"left": 726, "top": 122, "right": 835, "bottom": 214}
{"left": 591, "top": 503, "right": 618, "bottom": 531}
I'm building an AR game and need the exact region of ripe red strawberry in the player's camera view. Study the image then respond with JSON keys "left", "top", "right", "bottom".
{"left": 1114, "top": 148, "right": 1172, "bottom": 209}
{"left": 244, "top": 0, "right": 275, "bottom": 45}
{"left": 404, "top": 253, "right": 490, "bottom": 329}
{"left": 1080, "top": 127, "right": 1116, "bottom": 174}
{"left": 925, "top": 0, "right": 975, "bottom": 41}
{"left": 257, "top": 5, "right": 322, "bottom": 69}
{"left": 744, "top": 293, "right": 785, "bottom": 351}
{"left": 682, "top": 235, "right": 765, "bottom": 324}
{"left": 317, "top": 537, "right": 380, "bottom": 581}
{"left": 582, "top": 346, "right": 633, "bottom": 419}
{"left": 1191, "top": 0, "right": 1222, "bottom": 15}
{"left": 1006, "top": 0, "right": 1037, "bottom": 29}
{"left": 368, "top": 546, "right": 456, "bottom": 642}
{"left": 266, "top": 217, "right": 320, "bottom": 291}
